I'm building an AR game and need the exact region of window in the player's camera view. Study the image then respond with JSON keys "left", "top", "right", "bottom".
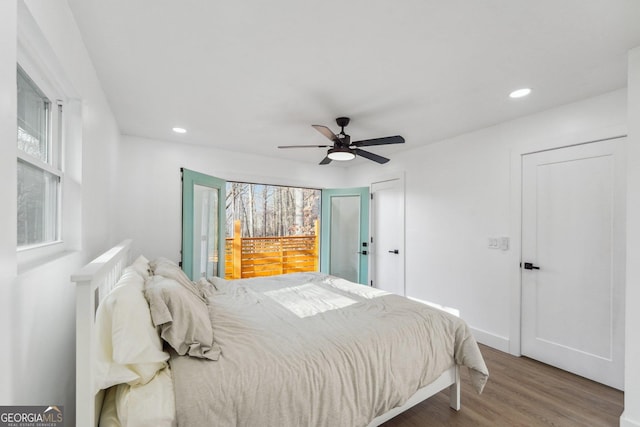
{"left": 224, "top": 182, "right": 321, "bottom": 279}
{"left": 181, "top": 171, "right": 323, "bottom": 280}
{"left": 16, "top": 65, "right": 63, "bottom": 248}
{"left": 225, "top": 182, "right": 320, "bottom": 238}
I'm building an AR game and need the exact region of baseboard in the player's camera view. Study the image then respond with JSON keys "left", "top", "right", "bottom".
{"left": 470, "top": 327, "right": 510, "bottom": 353}
{"left": 620, "top": 412, "right": 640, "bottom": 427}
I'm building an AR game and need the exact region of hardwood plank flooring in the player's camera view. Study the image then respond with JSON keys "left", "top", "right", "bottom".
{"left": 382, "top": 345, "right": 624, "bottom": 427}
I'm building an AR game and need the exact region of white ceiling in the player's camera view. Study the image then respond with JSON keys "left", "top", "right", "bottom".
{"left": 67, "top": 0, "right": 640, "bottom": 166}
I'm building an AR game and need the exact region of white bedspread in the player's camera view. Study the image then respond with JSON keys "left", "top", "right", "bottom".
{"left": 170, "top": 273, "right": 488, "bottom": 427}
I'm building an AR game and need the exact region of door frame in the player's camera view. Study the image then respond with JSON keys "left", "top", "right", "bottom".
{"left": 507, "top": 127, "right": 627, "bottom": 357}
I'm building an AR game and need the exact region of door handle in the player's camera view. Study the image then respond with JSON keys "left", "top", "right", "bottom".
{"left": 522, "top": 262, "right": 540, "bottom": 270}
{"left": 388, "top": 249, "right": 399, "bottom": 254}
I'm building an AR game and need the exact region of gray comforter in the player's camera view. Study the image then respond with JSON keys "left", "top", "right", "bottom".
{"left": 169, "top": 273, "right": 488, "bottom": 427}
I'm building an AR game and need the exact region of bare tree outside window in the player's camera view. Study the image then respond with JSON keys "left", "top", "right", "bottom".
{"left": 225, "top": 182, "right": 320, "bottom": 238}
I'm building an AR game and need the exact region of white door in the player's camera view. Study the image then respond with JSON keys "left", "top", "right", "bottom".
{"left": 521, "top": 138, "right": 626, "bottom": 389}
{"left": 371, "top": 178, "right": 405, "bottom": 295}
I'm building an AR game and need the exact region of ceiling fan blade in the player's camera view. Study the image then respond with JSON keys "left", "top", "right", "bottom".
{"left": 319, "top": 156, "right": 332, "bottom": 165}
{"left": 278, "top": 144, "right": 331, "bottom": 149}
{"left": 351, "top": 135, "right": 405, "bottom": 147}
{"left": 312, "top": 125, "right": 340, "bottom": 143}
{"left": 354, "top": 148, "right": 390, "bottom": 164}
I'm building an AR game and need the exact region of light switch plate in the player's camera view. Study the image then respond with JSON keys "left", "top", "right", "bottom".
{"left": 499, "top": 237, "right": 510, "bottom": 251}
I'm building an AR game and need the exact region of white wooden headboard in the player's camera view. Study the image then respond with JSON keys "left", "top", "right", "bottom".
{"left": 71, "top": 239, "right": 133, "bottom": 427}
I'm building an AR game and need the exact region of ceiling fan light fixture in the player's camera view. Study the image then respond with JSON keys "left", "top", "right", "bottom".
{"left": 327, "top": 147, "right": 355, "bottom": 161}
{"left": 509, "top": 88, "right": 531, "bottom": 98}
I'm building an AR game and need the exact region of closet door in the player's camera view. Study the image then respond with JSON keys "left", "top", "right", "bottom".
{"left": 370, "top": 178, "right": 405, "bottom": 295}
{"left": 181, "top": 168, "right": 226, "bottom": 280}
{"left": 521, "top": 139, "right": 626, "bottom": 389}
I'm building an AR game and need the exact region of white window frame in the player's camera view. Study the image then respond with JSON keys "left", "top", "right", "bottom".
{"left": 16, "top": 3, "right": 72, "bottom": 268}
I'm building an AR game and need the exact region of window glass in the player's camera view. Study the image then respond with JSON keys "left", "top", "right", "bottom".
{"left": 224, "top": 182, "right": 321, "bottom": 279}
{"left": 17, "top": 66, "right": 50, "bottom": 163}
{"left": 16, "top": 65, "right": 61, "bottom": 248}
{"left": 17, "top": 159, "right": 60, "bottom": 246}
{"left": 226, "top": 182, "right": 320, "bottom": 238}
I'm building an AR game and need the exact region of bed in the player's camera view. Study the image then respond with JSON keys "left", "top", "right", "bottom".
{"left": 72, "top": 240, "right": 488, "bottom": 427}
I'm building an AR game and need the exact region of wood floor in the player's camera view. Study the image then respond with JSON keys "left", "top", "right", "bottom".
{"left": 382, "top": 344, "right": 624, "bottom": 427}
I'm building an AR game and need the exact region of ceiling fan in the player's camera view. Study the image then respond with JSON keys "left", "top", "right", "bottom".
{"left": 278, "top": 117, "right": 405, "bottom": 165}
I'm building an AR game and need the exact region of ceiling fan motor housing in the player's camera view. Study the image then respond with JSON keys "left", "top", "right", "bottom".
{"left": 335, "top": 117, "right": 351, "bottom": 145}
{"left": 336, "top": 117, "right": 350, "bottom": 128}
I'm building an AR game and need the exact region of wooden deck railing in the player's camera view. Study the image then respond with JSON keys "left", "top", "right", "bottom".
{"left": 225, "top": 220, "right": 319, "bottom": 279}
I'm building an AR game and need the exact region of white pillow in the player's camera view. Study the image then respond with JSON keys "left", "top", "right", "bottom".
{"left": 99, "top": 386, "right": 120, "bottom": 427}
{"left": 195, "top": 277, "right": 217, "bottom": 298}
{"left": 130, "top": 255, "right": 152, "bottom": 280}
{"left": 209, "top": 276, "right": 231, "bottom": 293}
{"left": 99, "top": 368, "right": 176, "bottom": 427}
{"left": 94, "top": 266, "right": 169, "bottom": 393}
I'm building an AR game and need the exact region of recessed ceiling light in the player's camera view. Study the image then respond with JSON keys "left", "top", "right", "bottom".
{"left": 172, "top": 127, "right": 187, "bottom": 134}
{"left": 509, "top": 88, "right": 532, "bottom": 99}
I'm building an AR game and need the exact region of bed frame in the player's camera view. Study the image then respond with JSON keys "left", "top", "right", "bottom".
{"left": 368, "top": 366, "right": 460, "bottom": 426}
{"left": 72, "top": 239, "right": 133, "bottom": 427}
{"left": 72, "top": 239, "right": 460, "bottom": 427}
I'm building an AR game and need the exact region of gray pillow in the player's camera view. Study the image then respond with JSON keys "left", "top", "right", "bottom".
{"left": 149, "top": 257, "right": 205, "bottom": 299}
{"left": 144, "top": 275, "right": 221, "bottom": 361}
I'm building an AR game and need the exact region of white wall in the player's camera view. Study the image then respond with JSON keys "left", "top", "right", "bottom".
{"left": 622, "top": 46, "right": 640, "bottom": 427}
{"left": 118, "top": 89, "right": 629, "bottom": 356}
{"left": 23, "top": 1, "right": 122, "bottom": 256}
{"left": 0, "top": 0, "right": 17, "bottom": 405}
{"left": 115, "top": 135, "right": 347, "bottom": 261}
{"left": 0, "top": 2, "right": 121, "bottom": 425}
{"left": 347, "top": 89, "right": 627, "bottom": 351}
